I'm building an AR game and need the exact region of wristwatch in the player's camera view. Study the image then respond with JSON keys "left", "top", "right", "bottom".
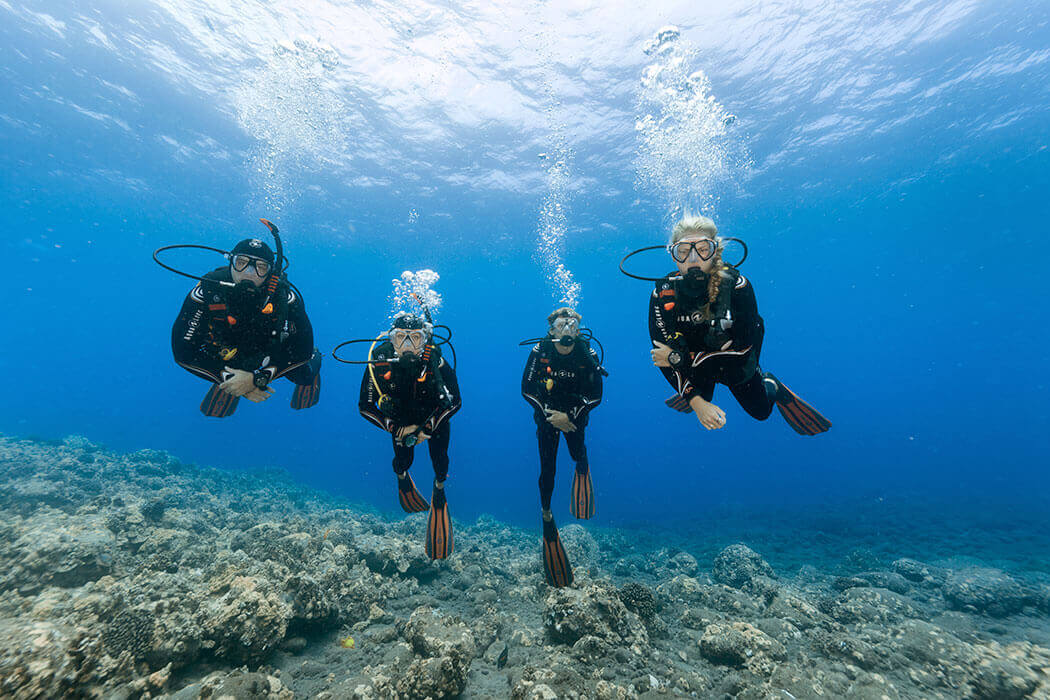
{"left": 668, "top": 349, "right": 686, "bottom": 369}
{"left": 253, "top": 368, "right": 273, "bottom": 389}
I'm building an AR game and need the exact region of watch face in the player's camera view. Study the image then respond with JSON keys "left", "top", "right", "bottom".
{"left": 669, "top": 351, "right": 682, "bottom": 366}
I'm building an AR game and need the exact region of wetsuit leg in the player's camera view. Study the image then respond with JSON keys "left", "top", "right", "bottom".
{"left": 564, "top": 424, "right": 589, "bottom": 474}
{"left": 537, "top": 422, "right": 561, "bottom": 511}
{"left": 284, "top": 348, "right": 322, "bottom": 385}
{"left": 392, "top": 436, "right": 415, "bottom": 476}
{"left": 695, "top": 379, "right": 717, "bottom": 402}
{"left": 427, "top": 422, "right": 451, "bottom": 482}
{"left": 729, "top": 371, "right": 775, "bottom": 420}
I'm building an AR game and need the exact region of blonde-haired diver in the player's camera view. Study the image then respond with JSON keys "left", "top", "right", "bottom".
{"left": 638, "top": 214, "right": 830, "bottom": 435}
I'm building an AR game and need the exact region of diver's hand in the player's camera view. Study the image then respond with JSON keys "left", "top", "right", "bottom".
{"left": 220, "top": 368, "right": 255, "bottom": 397}
{"left": 396, "top": 425, "right": 420, "bottom": 441}
{"left": 545, "top": 409, "right": 576, "bottom": 433}
{"left": 244, "top": 387, "right": 273, "bottom": 403}
{"left": 689, "top": 396, "right": 726, "bottom": 430}
{"left": 416, "top": 431, "right": 431, "bottom": 444}
{"left": 651, "top": 341, "right": 673, "bottom": 368}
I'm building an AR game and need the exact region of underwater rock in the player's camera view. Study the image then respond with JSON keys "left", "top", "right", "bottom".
{"left": 943, "top": 567, "right": 1029, "bottom": 617}
{"left": 667, "top": 551, "right": 699, "bottom": 576}
{"left": 559, "top": 523, "right": 600, "bottom": 570}
{"left": 1, "top": 510, "right": 116, "bottom": 594}
{"left": 824, "top": 586, "right": 927, "bottom": 625}
{"left": 545, "top": 583, "right": 648, "bottom": 647}
{"left": 167, "top": 668, "right": 293, "bottom": 700}
{"left": 199, "top": 572, "right": 292, "bottom": 663}
{"left": 698, "top": 621, "right": 786, "bottom": 674}
{"left": 764, "top": 591, "right": 828, "bottom": 630}
{"left": 711, "top": 544, "right": 776, "bottom": 588}
{"left": 970, "top": 656, "right": 1040, "bottom": 699}
{"left": 391, "top": 607, "right": 476, "bottom": 697}
{"left": 891, "top": 557, "right": 941, "bottom": 583}
{"left": 833, "top": 571, "right": 911, "bottom": 594}
{"left": 692, "top": 583, "right": 763, "bottom": 617}
{"left": 0, "top": 616, "right": 117, "bottom": 698}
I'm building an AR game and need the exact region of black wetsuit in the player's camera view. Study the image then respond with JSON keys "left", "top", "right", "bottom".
{"left": 521, "top": 339, "right": 604, "bottom": 510}
{"left": 358, "top": 342, "right": 461, "bottom": 481}
{"left": 171, "top": 267, "right": 318, "bottom": 386}
{"left": 648, "top": 270, "right": 774, "bottom": 420}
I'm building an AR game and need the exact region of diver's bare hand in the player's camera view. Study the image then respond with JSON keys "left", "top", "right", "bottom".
{"left": 220, "top": 368, "right": 255, "bottom": 397}
{"left": 545, "top": 409, "right": 576, "bottom": 433}
{"left": 396, "top": 425, "right": 420, "bottom": 441}
{"left": 651, "top": 341, "right": 673, "bottom": 368}
{"left": 244, "top": 387, "right": 273, "bottom": 403}
{"left": 690, "top": 396, "right": 726, "bottom": 430}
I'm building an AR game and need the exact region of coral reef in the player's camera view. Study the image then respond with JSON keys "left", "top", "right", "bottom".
{"left": 1, "top": 435, "right": 1049, "bottom": 699}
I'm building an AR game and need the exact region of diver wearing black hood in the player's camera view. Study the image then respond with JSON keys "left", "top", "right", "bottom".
{"left": 648, "top": 215, "right": 830, "bottom": 435}
{"left": 170, "top": 235, "right": 321, "bottom": 417}
{"left": 357, "top": 312, "right": 461, "bottom": 560}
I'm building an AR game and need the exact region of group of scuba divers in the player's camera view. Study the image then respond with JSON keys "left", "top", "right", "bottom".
{"left": 158, "top": 215, "right": 830, "bottom": 588}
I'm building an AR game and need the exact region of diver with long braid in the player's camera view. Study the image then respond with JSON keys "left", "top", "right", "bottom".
{"left": 646, "top": 214, "right": 830, "bottom": 434}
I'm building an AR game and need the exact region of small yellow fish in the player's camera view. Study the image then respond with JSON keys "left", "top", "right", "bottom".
{"left": 340, "top": 636, "right": 355, "bottom": 649}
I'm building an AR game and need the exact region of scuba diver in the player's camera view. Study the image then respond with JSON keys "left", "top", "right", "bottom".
{"left": 520, "top": 307, "right": 606, "bottom": 587}
{"left": 353, "top": 311, "right": 461, "bottom": 560}
{"left": 626, "top": 214, "right": 830, "bottom": 435}
{"left": 164, "top": 220, "right": 322, "bottom": 417}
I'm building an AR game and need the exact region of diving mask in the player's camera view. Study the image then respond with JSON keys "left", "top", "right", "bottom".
{"left": 668, "top": 238, "right": 717, "bottom": 263}
{"left": 550, "top": 317, "right": 580, "bottom": 346}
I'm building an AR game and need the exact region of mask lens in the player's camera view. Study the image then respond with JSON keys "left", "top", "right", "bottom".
{"left": 392, "top": 329, "right": 425, "bottom": 349}
{"left": 232, "top": 255, "right": 270, "bottom": 276}
{"left": 552, "top": 318, "right": 579, "bottom": 335}
{"left": 672, "top": 240, "right": 715, "bottom": 262}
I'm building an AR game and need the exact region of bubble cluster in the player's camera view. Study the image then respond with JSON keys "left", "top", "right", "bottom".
{"left": 390, "top": 269, "right": 443, "bottom": 320}
{"left": 635, "top": 26, "right": 749, "bottom": 219}
{"left": 536, "top": 135, "right": 581, "bottom": 309}
{"left": 233, "top": 36, "right": 347, "bottom": 214}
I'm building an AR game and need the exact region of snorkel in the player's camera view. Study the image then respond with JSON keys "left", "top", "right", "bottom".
{"left": 257, "top": 218, "right": 285, "bottom": 317}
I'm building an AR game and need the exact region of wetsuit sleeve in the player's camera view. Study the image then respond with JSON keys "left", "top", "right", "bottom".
{"left": 730, "top": 276, "right": 764, "bottom": 354}
{"left": 648, "top": 289, "right": 697, "bottom": 400}
{"left": 269, "top": 288, "right": 315, "bottom": 380}
{"left": 521, "top": 346, "right": 546, "bottom": 415}
{"left": 568, "top": 347, "right": 603, "bottom": 422}
{"left": 359, "top": 367, "right": 395, "bottom": 432}
{"left": 422, "top": 358, "right": 461, "bottom": 434}
{"left": 171, "top": 283, "right": 224, "bottom": 384}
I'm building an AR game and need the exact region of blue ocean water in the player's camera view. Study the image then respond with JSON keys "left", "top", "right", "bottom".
{"left": 2, "top": 0, "right": 1048, "bottom": 558}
